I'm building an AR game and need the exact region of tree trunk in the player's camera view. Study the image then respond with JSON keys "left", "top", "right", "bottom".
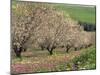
{"left": 14, "top": 47, "right": 22, "bottom": 58}
{"left": 49, "top": 49, "right": 53, "bottom": 55}
{"left": 74, "top": 47, "right": 78, "bottom": 51}
{"left": 41, "top": 46, "right": 44, "bottom": 50}
{"left": 47, "top": 47, "right": 53, "bottom": 55}
{"left": 23, "top": 47, "right": 27, "bottom": 52}
{"left": 16, "top": 51, "right": 21, "bottom": 58}
{"left": 66, "top": 48, "right": 69, "bottom": 53}
{"left": 66, "top": 46, "right": 70, "bottom": 53}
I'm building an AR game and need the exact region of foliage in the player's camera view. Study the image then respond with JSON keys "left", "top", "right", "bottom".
{"left": 55, "top": 46, "right": 96, "bottom": 71}
{"left": 72, "top": 47, "right": 96, "bottom": 70}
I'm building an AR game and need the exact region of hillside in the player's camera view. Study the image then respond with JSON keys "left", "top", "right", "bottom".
{"left": 53, "top": 3, "right": 96, "bottom": 25}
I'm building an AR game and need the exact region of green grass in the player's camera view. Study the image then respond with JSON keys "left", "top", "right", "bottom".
{"left": 53, "top": 4, "right": 96, "bottom": 25}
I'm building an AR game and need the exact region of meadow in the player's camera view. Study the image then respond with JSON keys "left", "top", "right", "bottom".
{"left": 53, "top": 3, "right": 96, "bottom": 25}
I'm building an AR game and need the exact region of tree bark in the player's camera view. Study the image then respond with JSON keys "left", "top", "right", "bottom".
{"left": 49, "top": 49, "right": 53, "bottom": 55}
{"left": 41, "top": 46, "right": 44, "bottom": 50}
{"left": 74, "top": 47, "right": 78, "bottom": 51}
{"left": 47, "top": 47, "right": 53, "bottom": 55}
{"left": 14, "top": 46, "right": 22, "bottom": 58}
{"left": 66, "top": 46, "right": 70, "bottom": 53}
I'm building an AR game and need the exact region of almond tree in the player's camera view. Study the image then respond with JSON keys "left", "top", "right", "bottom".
{"left": 34, "top": 9, "right": 79, "bottom": 55}
{"left": 11, "top": 2, "right": 43, "bottom": 57}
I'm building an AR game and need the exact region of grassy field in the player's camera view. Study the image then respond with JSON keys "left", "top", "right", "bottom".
{"left": 53, "top": 4, "right": 96, "bottom": 25}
